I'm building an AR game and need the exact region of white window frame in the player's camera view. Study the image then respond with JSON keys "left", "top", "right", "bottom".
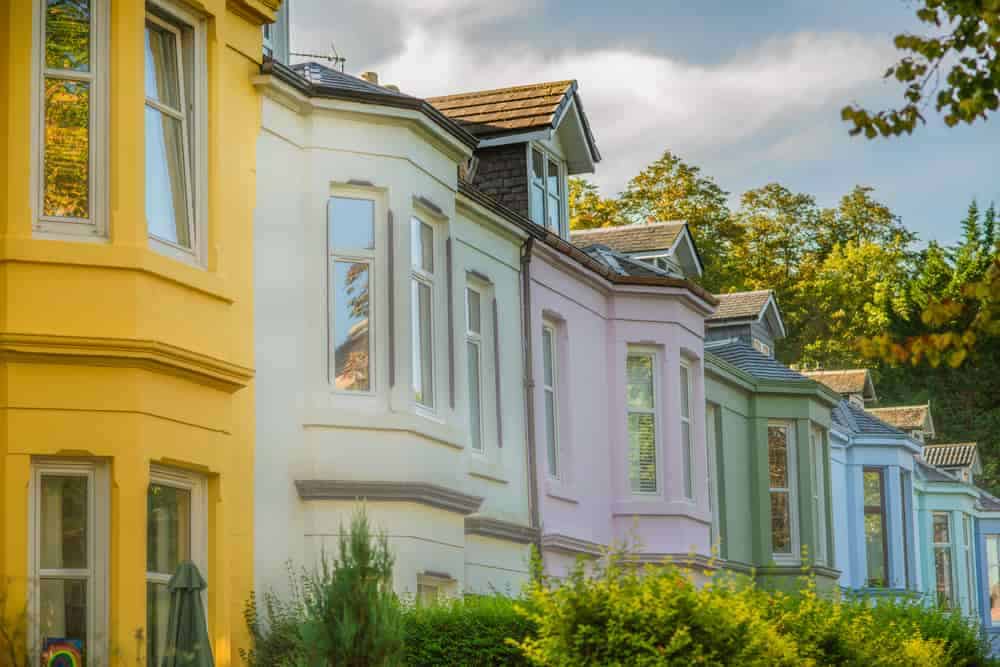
{"left": 679, "top": 360, "right": 694, "bottom": 501}
{"left": 327, "top": 195, "right": 376, "bottom": 395}
{"left": 963, "top": 514, "right": 976, "bottom": 614}
{"left": 410, "top": 215, "right": 438, "bottom": 414}
{"left": 29, "top": 460, "right": 109, "bottom": 663}
{"left": 146, "top": 466, "right": 208, "bottom": 662}
{"left": 811, "top": 426, "right": 827, "bottom": 565}
{"left": 542, "top": 322, "right": 560, "bottom": 479}
{"left": 528, "top": 144, "right": 565, "bottom": 236}
{"left": 145, "top": 0, "right": 208, "bottom": 266}
{"left": 706, "top": 402, "right": 721, "bottom": 551}
{"left": 933, "top": 511, "right": 955, "bottom": 608}
{"left": 985, "top": 534, "right": 1000, "bottom": 626}
{"left": 752, "top": 338, "right": 772, "bottom": 357}
{"left": 627, "top": 347, "right": 660, "bottom": 496}
{"left": 31, "top": 0, "right": 109, "bottom": 238}
{"left": 768, "top": 421, "right": 799, "bottom": 562}
{"left": 465, "top": 283, "right": 486, "bottom": 453}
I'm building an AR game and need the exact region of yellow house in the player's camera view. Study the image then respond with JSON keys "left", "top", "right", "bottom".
{"left": 0, "top": 0, "right": 280, "bottom": 663}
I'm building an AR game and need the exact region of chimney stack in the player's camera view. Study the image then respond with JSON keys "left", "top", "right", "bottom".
{"left": 360, "top": 71, "right": 379, "bottom": 85}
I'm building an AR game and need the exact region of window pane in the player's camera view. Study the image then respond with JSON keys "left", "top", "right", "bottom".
{"left": 145, "top": 22, "right": 181, "bottom": 110}
{"left": 626, "top": 355, "right": 653, "bottom": 409}
{"left": 40, "top": 476, "right": 88, "bottom": 570}
{"left": 145, "top": 106, "right": 191, "bottom": 247}
{"left": 681, "top": 420, "right": 692, "bottom": 499}
{"left": 628, "top": 413, "right": 657, "bottom": 493}
{"left": 46, "top": 0, "right": 91, "bottom": 71}
{"left": 147, "top": 581, "right": 171, "bottom": 667}
{"left": 988, "top": 537, "right": 1000, "bottom": 623}
{"left": 542, "top": 328, "right": 554, "bottom": 387}
{"left": 466, "top": 289, "right": 481, "bottom": 334}
{"left": 468, "top": 342, "right": 482, "bottom": 451}
{"left": 680, "top": 365, "right": 690, "bottom": 418}
{"left": 547, "top": 193, "right": 559, "bottom": 231}
{"left": 411, "top": 219, "right": 434, "bottom": 272}
{"left": 935, "top": 547, "right": 954, "bottom": 607}
{"left": 545, "top": 389, "right": 558, "bottom": 477}
{"left": 864, "top": 469, "right": 883, "bottom": 507}
{"left": 147, "top": 484, "right": 191, "bottom": 575}
{"left": 934, "top": 513, "right": 950, "bottom": 543}
{"left": 531, "top": 184, "right": 545, "bottom": 226}
{"left": 865, "top": 513, "right": 886, "bottom": 586}
{"left": 328, "top": 197, "right": 374, "bottom": 250}
{"left": 547, "top": 160, "right": 559, "bottom": 195}
{"left": 531, "top": 149, "right": 544, "bottom": 182}
{"left": 332, "top": 261, "right": 371, "bottom": 391}
{"left": 412, "top": 281, "right": 434, "bottom": 408}
{"left": 770, "top": 492, "right": 791, "bottom": 553}
{"left": 767, "top": 426, "right": 787, "bottom": 488}
{"left": 40, "top": 579, "right": 87, "bottom": 652}
{"left": 547, "top": 159, "right": 560, "bottom": 231}
{"left": 43, "top": 78, "right": 90, "bottom": 219}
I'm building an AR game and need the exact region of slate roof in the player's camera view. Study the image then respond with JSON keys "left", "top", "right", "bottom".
{"left": 867, "top": 405, "right": 931, "bottom": 431}
{"left": 923, "top": 443, "right": 978, "bottom": 468}
{"left": 916, "top": 460, "right": 959, "bottom": 483}
{"left": 831, "top": 401, "right": 908, "bottom": 437}
{"left": 979, "top": 492, "right": 1000, "bottom": 512}
{"left": 801, "top": 369, "right": 871, "bottom": 396}
{"left": 708, "top": 290, "right": 773, "bottom": 322}
{"left": 705, "top": 340, "right": 811, "bottom": 383}
{"left": 570, "top": 222, "right": 686, "bottom": 255}
{"left": 580, "top": 245, "right": 679, "bottom": 279}
{"left": 428, "top": 81, "right": 576, "bottom": 137}
{"left": 292, "top": 61, "right": 416, "bottom": 99}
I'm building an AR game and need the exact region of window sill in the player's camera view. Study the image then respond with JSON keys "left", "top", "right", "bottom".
{"left": 467, "top": 458, "right": 509, "bottom": 485}
{"left": 612, "top": 499, "right": 709, "bottom": 524}
{"left": 301, "top": 406, "right": 466, "bottom": 450}
{"left": 544, "top": 478, "right": 579, "bottom": 504}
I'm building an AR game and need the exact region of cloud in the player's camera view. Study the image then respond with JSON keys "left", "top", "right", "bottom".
{"left": 368, "top": 27, "right": 896, "bottom": 194}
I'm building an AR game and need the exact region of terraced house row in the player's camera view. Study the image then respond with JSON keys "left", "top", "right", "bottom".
{"left": 2, "top": 0, "right": 1000, "bottom": 663}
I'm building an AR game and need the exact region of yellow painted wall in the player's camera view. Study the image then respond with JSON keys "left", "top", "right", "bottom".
{"left": 0, "top": 0, "right": 278, "bottom": 663}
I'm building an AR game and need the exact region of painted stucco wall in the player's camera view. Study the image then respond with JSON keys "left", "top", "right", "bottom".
{"left": 254, "top": 89, "right": 533, "bottom": 598}
{"left": 529, "top": 244, "right": 714, "bottom": 576}
{"left": 1, "top": 0, "right": 272, "bottom": 662}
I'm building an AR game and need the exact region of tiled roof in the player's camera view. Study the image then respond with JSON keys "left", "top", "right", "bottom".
{"left": 708, "top": 290, "right": 773, "bottom": 322}
{"left": 570, "top": 222, "right": 685, "bottom": 255}
{"left": 979, "top": 491, "right": 1000, "bottom": 512}
{"left": 428, "top": 81, "right": 576, "bottom": 137}
{"left": 580, "top": 245, "right": 680, "bottom": 279}
{"left": 292, "top": 62, "right": 416, "bottom": 99}
{"left": 800, "top": 369, "right": 870, "bottom": 396}
{"left": 831, "top": 401, "right": 907, "bottom": 437}
{"left": 705, "top": 341, "right": 810, "bottom": 383}
{"left": 916, "top": 460, "right": 959, "bottom": 483}
{"left": 923, "top": 443, "right": 978, "bottom": 468}
{"left": 867, "top": 405, "right": 930, "bottom": 431}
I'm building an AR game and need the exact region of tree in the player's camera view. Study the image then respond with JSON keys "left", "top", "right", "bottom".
{"left": 842, "top": 0, "right": 1000, "bottom": 137}
{"left": 567, "top": 178, "right": 620, "bottom": 230}
{"left": 815, "top": 186, "right": 916, "bottom": 256}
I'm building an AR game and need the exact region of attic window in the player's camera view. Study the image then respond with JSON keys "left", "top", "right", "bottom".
{"left": 752, "top": 338, "right": 772, "bottom": 357}
{"left": 529, "top": 146, "right": 564, "bottom": 235}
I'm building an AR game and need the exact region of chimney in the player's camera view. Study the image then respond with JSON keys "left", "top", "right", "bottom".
{"left": 360, "top": 71, "right": 379, "bottom": 85}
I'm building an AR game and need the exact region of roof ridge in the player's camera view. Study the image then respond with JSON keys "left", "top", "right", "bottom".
{"left": 427, "top": 80, "right": 576, "bottom": 102}
{"left": 570, "top": 221, "right": 686, "bottom": 235}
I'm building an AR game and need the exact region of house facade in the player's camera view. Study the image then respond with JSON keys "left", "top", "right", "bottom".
{"left": 1, "top": 0, "right": 278, "bottom": 662}
{"left": 975, "top": 493, "right": 1000, "bottom": 652}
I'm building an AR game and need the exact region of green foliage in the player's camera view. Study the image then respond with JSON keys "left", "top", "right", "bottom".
{"left": 240, "top": 569, "right": 305, "bottom": 667}
{"left": 402, "top": 595, "right": 534, "bottom": 666}
{"left": 842, "top": 0, "right": 1000, "bottom": 137}
{"left": 567, "top": 177, "right": 621, "bottom": 230}
{"left": 0, "top": 584, "right": 32, "bottom": 667}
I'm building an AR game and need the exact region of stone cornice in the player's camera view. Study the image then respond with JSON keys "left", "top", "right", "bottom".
{"left": 226, "top": 0, "right": 280, "bottom": 25}
{"left": 540, "top": 533, "right": 604, "bottom": 557}
{"left": 295, "top": 480, "right": 484, "bottom": 515}
{"left": 0, "top": 333, "right": 253, "bottom": 392}
{"left": 465, "top": 517, "right": 539, "bottom": 545}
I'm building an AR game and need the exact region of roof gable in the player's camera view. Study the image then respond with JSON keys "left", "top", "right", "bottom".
{"left": 707, "top": 290, "right": 786, "bottom": 340}
{"left": 570, "top": 222, "right": 703, "bottom": 278}
{"left": 923, "top": 442, "right": 980, "bottom": 470}
{"left": 866, "top": 404, "right": 935, "bottom": 438}
{"left": 801, "top": 369, "right": 877, "bottom": 402}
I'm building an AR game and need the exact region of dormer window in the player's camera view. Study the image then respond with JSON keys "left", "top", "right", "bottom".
{"left": 530, "top": 146, "right": 564, "bottom": 235}
{"left": 752, "top": 338, "right": 772, "bottom": 358}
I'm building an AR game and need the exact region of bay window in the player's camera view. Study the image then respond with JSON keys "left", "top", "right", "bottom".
{"left": 147, "top": 468, "right": 207, "bottom": 665}
{"left": 529, "top": 147, "right": 563, "bottom": 234}
{"left": 466, "top": 286, "right": 484, "bottom": 451}
{"left": 811, "top": 427, "right": 827, "bottom": 565}
{"left": 32, "top": 462, "right": 108, "bottom": 663}
{"left": 145, "top": 0, "right": 206, "bottom": 261}
{"left": 542, "top": 323, "right": 560, "bottom": 478}
{"left": 679, "top": 361, "right": 693, "bottom": 500}
{"left": 933, "top": 512, "right": 955, "bottom": 607}
{"left": 411, "top": 217, "right": 436, "bottom": 409}
{"left": 35, "top": 0, "right": 108, "bottom": 236}
{"left": 768, "top": 423, "right": 797, "bottom": 558}
{"left": 627, "top": 350, "right": 658, "bottom": 494}
{"left": 864, "top": 467, "right": 888, "bottom": 587}
{"left": 900, "top": 470, "right": 913, "bottom": 588}
{"left": 963, "top": 515, "right": 975, "bottom": 613}
{"left": 328, "top": 196, "right": 375, "bottom": 392}
{"left": 986, "top": 535, "right": 1000, "bottom": 624}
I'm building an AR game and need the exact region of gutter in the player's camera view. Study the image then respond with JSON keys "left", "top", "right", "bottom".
{"left": 519, "top": 237, "right": 543, "bottom": 563}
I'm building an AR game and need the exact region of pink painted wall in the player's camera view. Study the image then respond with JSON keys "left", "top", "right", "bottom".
{"left": 530, "top": 246, "right": 713, "bottom": 577}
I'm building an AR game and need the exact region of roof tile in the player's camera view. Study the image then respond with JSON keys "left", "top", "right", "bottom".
{"left": 867, "top": 405, "right": 931, "bottom": 431}
{"left": 708, "top": 290, "right": 773, "bottom": 322}
{"left": 570, "top": 222, "right": 685, "bottom": 254}
{"left": 706, "top": 341, "right": 811, "bottom": 383}
{"left": 428, "top": 81, "right": 575, "bottom": 137}
{"left": 923, "top": 443, "right": 978, "bottom": 468}
{"left": 801, "top": 369, "right": 871, "bottom": 395}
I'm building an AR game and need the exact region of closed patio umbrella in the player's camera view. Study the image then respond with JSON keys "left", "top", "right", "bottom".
{"left": 162, "top": 561, "right": 214, "bottom": 667}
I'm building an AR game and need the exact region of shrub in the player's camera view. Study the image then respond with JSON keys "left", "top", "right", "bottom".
{"left": 0, "top": 584, "right": 32, "bottom": 667}
{"left": 402, "top": 594, "right": 534, "bottom": 666}
{"left": 241, "top": 573, "right": 305, "bottom": 667}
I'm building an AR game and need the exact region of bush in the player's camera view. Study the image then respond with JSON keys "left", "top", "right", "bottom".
{"left": 402, "top": 595, "right": 534, "bottom": 666}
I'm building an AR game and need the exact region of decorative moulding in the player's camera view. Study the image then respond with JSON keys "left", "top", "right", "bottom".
{"left": 465, "top": 516, "right": 539, "bottom": 545}
{"left": 295, "top": 480, "right": 484, "bottom": 515}
{"left": 540, "top": 533, "right": 604, "bottom": 557}
{"left": 0, "top": 333, "right": 253, "bottom": 392}
{"left": 226, "top": 0, "right": 280, "bottom": 25}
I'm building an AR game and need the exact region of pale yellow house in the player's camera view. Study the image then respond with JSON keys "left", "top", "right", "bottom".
{"left": 0, "top": 0, "right": 280, "bottom": 663}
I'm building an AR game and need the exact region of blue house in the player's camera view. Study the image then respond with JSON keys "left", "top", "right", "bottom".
{"left": 975, "top": 491, "right": 1000, "bottom": 653}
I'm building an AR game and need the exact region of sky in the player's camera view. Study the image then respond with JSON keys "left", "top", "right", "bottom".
{"left": 288, "top": 0, "right": 1000, "bottom": 247}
